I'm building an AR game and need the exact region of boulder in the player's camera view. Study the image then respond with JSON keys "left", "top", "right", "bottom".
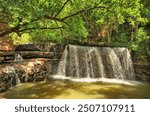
{"left": 0, "top": 72, "right": 16, "bottom": 92}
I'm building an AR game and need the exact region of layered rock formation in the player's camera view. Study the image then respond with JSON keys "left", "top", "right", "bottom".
{"left": 0, "top": 43, "right": 65, "bottom": 92}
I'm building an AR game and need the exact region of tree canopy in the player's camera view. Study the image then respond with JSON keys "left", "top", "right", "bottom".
{"left": 0, "top": 0, "right": 149, "bottom": 52}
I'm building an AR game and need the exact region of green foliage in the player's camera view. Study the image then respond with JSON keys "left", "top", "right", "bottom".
{"left": 0, "top": 0, "right": 149, "bottom": 55}
{"left": 131, "top": 28, "right": 149, "bottom": 51}
{"left": 66, "top": 17, "right": 88, "bottom": 38}
{"left": 10, "top": 33, "right": 31, "bottom": 44}
{"left": 30, "top": 30, "right": 65, "bottom": 43}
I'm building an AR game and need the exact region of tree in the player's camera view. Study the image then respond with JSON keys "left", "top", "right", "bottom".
{"left": 0, "top": 0, "right": 149, "bottom": 48}
{"left": 0, "top": 0, "right": 106, "bottom": 40}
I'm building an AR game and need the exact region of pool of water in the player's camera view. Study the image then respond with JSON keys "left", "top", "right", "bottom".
{"left": 0, "top": 79, "right": 150, "bottom": 99}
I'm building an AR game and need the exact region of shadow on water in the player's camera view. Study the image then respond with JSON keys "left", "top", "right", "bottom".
{"left": 1, "top": 79, "right": 150, "bottom": 99}
{"left": 0, "top": 79, "right": 83, "bottom": 99}
{"left": 81, "top": 82, "right": 150, "bottom": 99}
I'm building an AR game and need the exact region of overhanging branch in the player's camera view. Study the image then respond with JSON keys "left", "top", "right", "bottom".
{"left": 44, "top": 15, "right": 67, "bottom": 24}
{"left": 0, "top": 25, "right": 20, "bottom": 37}
{"left": 0, "top": 2, "right": 110, "bottom": 38}
{"left": 0, "top": 21, "right": 8, "bottom": 24}
{"left": 62, "top": 5, "right": 107, "bottom": 20}
{"left": 55, "top": 0, "right": 71, "bottom": 17}
{"left": 20, "top": 26, "right": 64, "bottom": 32}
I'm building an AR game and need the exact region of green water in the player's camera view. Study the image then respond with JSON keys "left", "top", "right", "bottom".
{"left": 0, "top": 79, "right": 150, "bottom": 99}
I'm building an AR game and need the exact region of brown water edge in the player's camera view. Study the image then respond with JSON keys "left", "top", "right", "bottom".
{"left": 0, "top": 79, "right": 150, "bottom": 99}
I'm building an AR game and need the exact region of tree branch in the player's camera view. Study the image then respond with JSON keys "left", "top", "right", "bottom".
{"left": 0, "top": 25, "right": 20, "bottom": 37}
{"left": 0, "top": 17, "right": 42, "bottom": 38}
{"left": 19, "top": 26, "right": 64, "bottom": 32}
{"left": 0, "top": 2, "right": 109, "bottom": 38}
{"left": 55, "top": 0, "right": 71, "bottom": 17}
{"left": 0, "top": 21, "right": 8, "bottom": 24}
{"left": 44, "top": 15, "right": 67, "bottom": 24}
{"left": 55, "top": 21, "right": 64, "bottom": 36}
{"left": 45, "top": 2, "right": 107, "bottom": 23}
{"left": 62, "top": 5, "right": 107, "bottom": 20}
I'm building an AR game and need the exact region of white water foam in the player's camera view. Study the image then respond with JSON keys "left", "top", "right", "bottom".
{"left": 52, "top": 75, "right": 141, "bottom": 86}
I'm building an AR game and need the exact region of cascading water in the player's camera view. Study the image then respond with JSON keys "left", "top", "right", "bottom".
{"left": 55, "top": 45, "right": 135, "bottom": 81}
{"left": 14, "top": 53, "right": 23, "bottom": 62}
{"left": 3, "top": 66, "right": 20, "bottom": 85}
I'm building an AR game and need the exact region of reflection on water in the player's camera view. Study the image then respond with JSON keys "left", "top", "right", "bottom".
{"left": 0, "top": 79, "right": 150, "bottom": 99}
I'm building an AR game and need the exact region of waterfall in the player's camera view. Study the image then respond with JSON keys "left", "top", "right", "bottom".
{"left": 57, "top": 46, "right": 68, "bottom": 76}
{"left": 14, "top": 53, "right": 23, "bottom": 62}
{"left": 56, "top": 45, "right": 135, "bottom": 80}
{"left": 3, "top": 66, "right": 20, "bottom": 85}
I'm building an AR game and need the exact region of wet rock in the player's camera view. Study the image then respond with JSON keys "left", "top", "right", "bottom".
{"left": 0, "top": 82, "right": 9, "bottom": 92}
{"left": 0, "top": 73, "right": 16, "bottom": 92}
{"left": 132, "top": 51, "right": 150, "bottom": 81}
{"left": 22, "top": 62, "right": 49, "bottom": 82}
{"left": 134, "top": 64, "right": 150, "bottom": 81}
{"left": 0, "top": 59, "right": 53, "bottom": 92}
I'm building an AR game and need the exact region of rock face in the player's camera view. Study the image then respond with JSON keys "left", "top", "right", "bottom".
{"left": 134, "top": 63, "right": 150, "bottom": 81}
{"left": 0, "top": 43, "right": 65, "bottom": 92}
{"left": 0, "top": 59, "right": 50, "bottom": 84}
{"left": 132, "top": 51, "right": 150, "bottom": 81}
{"left": 133, "top": 60, "right": 150, "bottom": 81}
{"left": 0, "top": 72, "right": 16, "bottom": 92}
